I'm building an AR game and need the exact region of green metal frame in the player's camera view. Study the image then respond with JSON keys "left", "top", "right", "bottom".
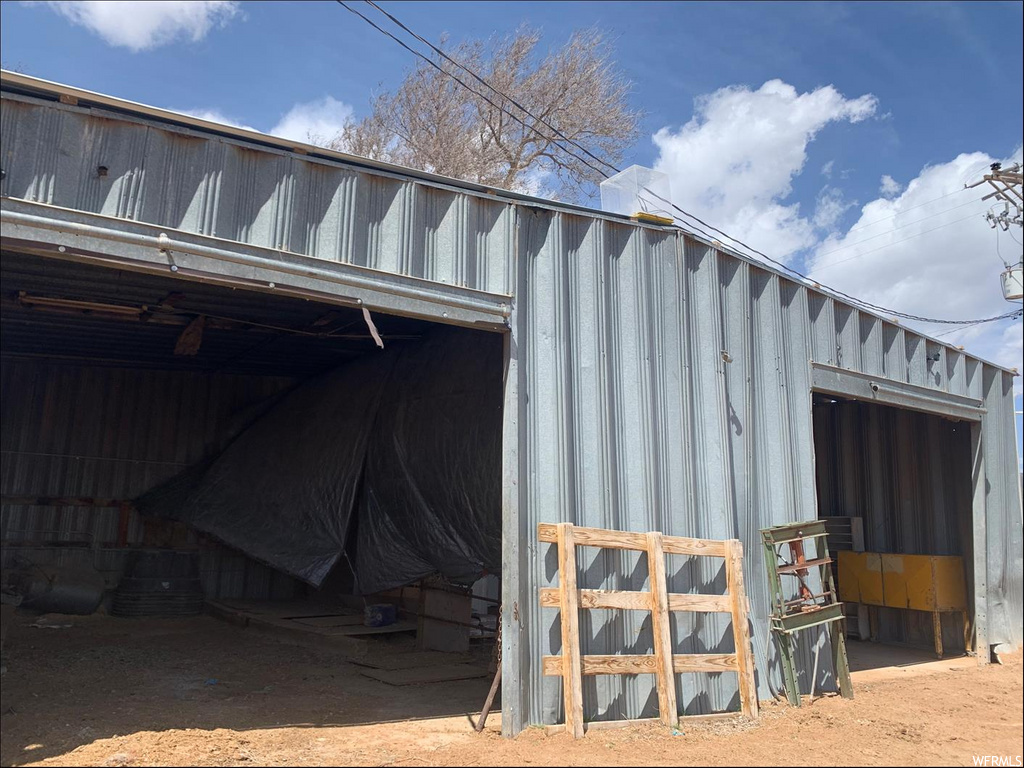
{"left": 761, "top": 521, "right": 854, "bottom": 707}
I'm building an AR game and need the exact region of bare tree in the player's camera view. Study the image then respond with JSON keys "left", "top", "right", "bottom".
{"left": 325, "top": 26, "right": 641, "bottom": 200}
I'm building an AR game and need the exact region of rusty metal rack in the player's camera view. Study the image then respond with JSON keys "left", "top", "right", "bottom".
{"left": 761, "top": 520, "right": 853, "bottom": 708}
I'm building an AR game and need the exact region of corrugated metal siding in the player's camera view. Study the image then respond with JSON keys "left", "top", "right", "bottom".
{"left": 0, "top": 93, "right": 514, "bottom": 296}
{"left": 982, "top": 367, "right": 1024, "bottom": 652}
{"left": 0, "top": 545, "right": 298, "bottom": 601}
{"left": 516, "top": 209, "right": 1024, "bottom": 725}
{"left": 0, "top": 359, "right": 302, "bottom": 599}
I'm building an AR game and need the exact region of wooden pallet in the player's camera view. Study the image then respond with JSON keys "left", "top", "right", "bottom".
{"left": 538, "top": 522, "right": 758, "bottom": 738}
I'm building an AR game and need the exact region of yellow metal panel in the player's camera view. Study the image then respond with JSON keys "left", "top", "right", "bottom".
{"left": 931, "top": 556, "right": 967, "bottom": 611}
{"left": 837, "top": 550, "right": 859, "bottom": 602}
{"left": 837, "top": 551, "right": 883, "bottom": 606}
{"left": 862, "top": 552, "right": 884, "bottom": 605}
{"left": 882, "top": 554, "right": 907, "bottom": 608}
{"left": 838, "top": 551, "right": 966, "bottom": 612}
{"left": 884, "top": 555, "right": 936, "bottom": 611}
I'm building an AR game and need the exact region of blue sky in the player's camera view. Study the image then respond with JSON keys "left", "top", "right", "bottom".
{"left": 2, "top": 1, "right": 1023, "bottom": 459}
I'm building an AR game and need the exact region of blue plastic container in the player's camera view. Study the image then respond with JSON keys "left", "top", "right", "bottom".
{"left": 363, "top": 603, "right": 397, "bottom": 627}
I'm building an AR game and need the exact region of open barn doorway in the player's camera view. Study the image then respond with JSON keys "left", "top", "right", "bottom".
{"left": 1, "top": 249, "right": 505, "bottom": 741}
{"left": 811, "top": 390, "right": 977, "bottom": 673}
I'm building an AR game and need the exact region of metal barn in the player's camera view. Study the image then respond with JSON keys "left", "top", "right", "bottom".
{"left": 1, "top": 71, "right": 1021, "bottom": 736}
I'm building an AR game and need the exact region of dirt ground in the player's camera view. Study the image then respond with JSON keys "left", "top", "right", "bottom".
{"left": 1, "top": 613, "right": 1021, "bottom": 767}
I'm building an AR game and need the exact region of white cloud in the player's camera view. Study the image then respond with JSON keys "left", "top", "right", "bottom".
{"left": 808, "top": 150, "right": 1024, "bottom": 393}
{"left": 31, "top": 1, "right": 241, "bottom": 52}
{"left": 172, "top": 97, "right": 355, "bottom": 145}
{"left": 269, "top": 96, "right": 353, "bottom": 144}
{"left": 813, "top": 186, "right": 855, "bottom": 231}
{"left": 821, "top": 160, "right": 835, "bottom": 179}
{"left": 518, "top": 164, "right": 554, "bottom": 198}
{"left": 172, "top": 107, "right": 256, "bottom": 132}
{"left": 879, "top": 174, "right": 902, "bottom": 198}
{"left": 652, "top": 79, "right": 878, "bottom": 258}
{"left": 993, "top": 321, "right": 1023, "bottom": 374}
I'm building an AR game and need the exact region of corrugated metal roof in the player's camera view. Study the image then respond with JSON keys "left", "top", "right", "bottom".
{"left": 1, "top": 79, "right": 516, "bottom": 297}
{"left": 0, "top": 69, "right": 622, "bottom": 220}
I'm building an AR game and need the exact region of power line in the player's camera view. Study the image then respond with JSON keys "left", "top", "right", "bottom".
{"left": 809, "top": 202, "right": 985, "bottom": 263}
{"left": 811, "top": 211, "right": 984, "bottom": 273}
{"left": 934, "top": 309, "right": 1023, "bottom": 338}
{"left": 632, "top": 185, "right": 993, "bottom": 324}
{"left": 341, "top": 0, "right": 751, "bottom": 252}
{"left": 616, "top": 170, "right": 1000, "bottom": 323}
{"left": 339, "top": 3, "right": 837, "bottom": 287}
{"left": 341, "top": 0, "right": 729, "bottom": 255}
{"left": 841, "top": 186, "right": 973, "bottom": 236}
{"left": 335, "top": 1, "right": 613, "bottom": 183}
{"left": 337, "top": 0, "right": 1014, "bottom": 328}
{"left": 361, "top": 0, "right": 623, "bottom": 177}
{"left": 338, "top": 2, "right": 723, "bottom": 246}
{"left": 346, "top": 1, "right": 1014, "bottom": 327}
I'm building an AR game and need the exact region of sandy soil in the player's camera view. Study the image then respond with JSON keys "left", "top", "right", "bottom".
{"left": 1, "top": 613, "right": 1020, "bottom": 767}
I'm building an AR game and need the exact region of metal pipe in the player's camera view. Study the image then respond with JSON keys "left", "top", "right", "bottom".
{"left": 475, "top": 666, "right": 502, "bottom": 732}
{"left": 809, "top": 638, "right": 822, "bottom": 702}
{"left": 868, "top": 380, "right": 987, "bottom": 418}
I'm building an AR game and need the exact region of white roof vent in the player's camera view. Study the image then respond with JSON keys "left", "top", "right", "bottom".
{"left": 600, "top": 165, "right": 674, "bottom": 223}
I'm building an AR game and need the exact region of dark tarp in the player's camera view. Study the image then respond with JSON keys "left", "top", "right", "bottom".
{"left": 138, "top": 326, "right": 502, "bottom": 591}
{"left": 354, "top": 327, "right": 503, "bottom": 594}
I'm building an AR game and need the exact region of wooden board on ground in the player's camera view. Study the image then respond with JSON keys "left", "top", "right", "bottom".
{"left": 210, "top": 599, "right": 360, "bottom": 620}
{"left": 206, "top": 600, "right": 418, "bottom": 644}
{"left": 308, "top": 620, "right": 418, "bottom": 637}
{"left": 349, "top": 650, "right": 474, "bottom": 670}
{"left": 290, "top": 615, "right": 367, "bottom": 628}
{"left": 359, "top": 664, "right": 489, "bottom": 686}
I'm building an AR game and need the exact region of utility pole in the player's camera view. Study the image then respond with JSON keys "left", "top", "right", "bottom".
{"left": 967, "top": 162, "right": 1023, "bottom": 302}
{"left": 966, "top": 162, "right": 1023, "bottom": 229}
